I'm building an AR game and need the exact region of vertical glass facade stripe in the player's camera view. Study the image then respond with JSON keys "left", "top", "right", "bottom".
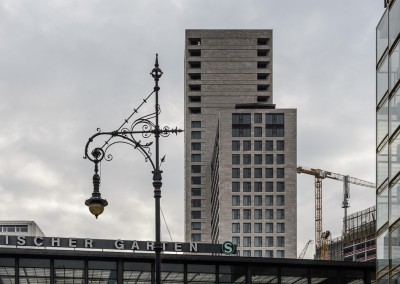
{"left": 377, "top": 0, "right": 400, "bottom": 281}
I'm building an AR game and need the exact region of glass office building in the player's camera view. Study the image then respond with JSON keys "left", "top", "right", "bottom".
{"left": 0, "top": 247, "right": 375, "bottom": 283}
{"left": 376, "top": 0, "right": 400, "bottom": 282}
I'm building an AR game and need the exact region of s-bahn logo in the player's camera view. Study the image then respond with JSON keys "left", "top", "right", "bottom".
{"left": 221, "top": 241, "right": 237, "bottom": 255}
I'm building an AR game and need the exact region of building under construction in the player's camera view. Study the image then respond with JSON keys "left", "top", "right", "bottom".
{"left": 297, "top": 166, "right": 375, "bottom": 261}
{"left": 318, "top": 206, "right": 376, "bottom": 262}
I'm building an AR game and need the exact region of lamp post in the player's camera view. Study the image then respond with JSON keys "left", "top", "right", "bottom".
{"left": 83, "top": 54, "right": 182, "bottom": 284}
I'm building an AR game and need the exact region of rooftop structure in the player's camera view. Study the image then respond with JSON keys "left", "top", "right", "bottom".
{"left": 0, "top": 221, "right": 45, "bottom": 237}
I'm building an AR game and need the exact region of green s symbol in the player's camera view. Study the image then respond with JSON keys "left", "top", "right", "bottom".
{"left": 221, "top": 241, "right": 236, "bottom": 255}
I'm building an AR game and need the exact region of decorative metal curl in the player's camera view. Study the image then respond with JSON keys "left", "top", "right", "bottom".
{"left": 130, "top": 118, "right": 156, "bottom": 139}
{"left": 156, "top": 104, "right": 161, "bottom": 116}
{"left": 102, "top": 140, "right": 152, "bottom": 164}
{"left": 132, "top": 118, "right": 156, "bottom": 130}
{"left": 84, "top": 145, "right": 106, "bottom": 163}
{"left": 160, "top": 126, "right": 171, "bottom": 138}
{"left": 120, "top": 127, "right": 132, "bottom": 137}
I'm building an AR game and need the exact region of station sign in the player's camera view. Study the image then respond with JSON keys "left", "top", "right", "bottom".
{"left": 0, "top": 236, "right": 237, "bottom": 255}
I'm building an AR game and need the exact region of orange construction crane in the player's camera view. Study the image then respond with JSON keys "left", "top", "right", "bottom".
{"left": 297, "top": 166, "right": 375, "bottom": 260}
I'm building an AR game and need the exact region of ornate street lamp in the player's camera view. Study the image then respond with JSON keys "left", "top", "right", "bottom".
{"left": 83, "top": 54, "right": 182, "bottom": 284}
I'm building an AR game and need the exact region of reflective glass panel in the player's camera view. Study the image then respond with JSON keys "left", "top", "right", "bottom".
{"left": 377, "top": 231, "right": 389, "bottom": 272}
{"left": 391, "top": 226, "right": 400, "bottom": 269}
{"left": 219, "top": 265, "right": 246, "bottom": 284}
{"left": 377, "top": 57, "right": 388, "bottom": 103}
{"left": 19, "top": 259, "right": 50, "bottom": 284}
{"left": 161, "top": 263, "right": 184, "bottom": 283}
{"left": 124, "top": 262, "right": 151, "bottom": 283}
{"left": 276, "top": 140, "right": 284, "bottom": 151}
{"left": 265, "top": 141, "right": 273, "bottom": 151}
{"left": 232, "top": 209, "right": 240, "bottom": 219}
{"left": 391, "top": 180, "right": 400, "bottom": 224}
{"left": 55, "top": 260, "right": 84, "bottom": 283}
{"left": 377, "top": 10, "right": 388, "bottom": 61}
{"left": 378, "top": 274, "right": 388, "bottom": 283}
{"left": 389, "top": 0, "right": 400, "bottom": 47}
{"left": 254, "top": 140, "right": 262, "bottom": 151}
{"left": 311, "top": 268, "right": 337, "bottom": 283}
{"left": 378, "top": 186, "right": 389, "bottom": 229}
{"left": 390, "top": 133, "right": 400, "bottom": 180}
{"left": 88, "top": 261, "right": 117, "bottom": 283}
{"left": 377, "top": 100, "right": 388, "bottom": 145}
{"left": 391, "top": 272, "right": 400, "bottom": 284}
{"left": 232, "top": 182, "right": 240, "bottom": 192}
{"left": 390, "top": 87, "right": 400, "bottom": 136}
{"left": 251, "top": 266, "right": 277, "bottom": 283}
{"left": 280, "top": 267, "right": 307, "bottom": 284}
{"left": 0, "top": 258, "right": 15, "bottom": 284}
{"left": 390, "top": 42, "right": 400, "bottom": 90}
{"left": 232, "top": 141, "right": 240, "bottom": 151}
{"left": 191, "top": 131, "right": 201, "bottom": 139}
{"left": 377, "top": 143, "right": 388, "bottom": 187}
{"left": 187, "top": 264, "right": 215, "bottom": 283}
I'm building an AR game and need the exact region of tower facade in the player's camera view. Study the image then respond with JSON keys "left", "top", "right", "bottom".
{"left": 376, "top": 0, "right": 400, "bottom": 281}
{"left": 184, "top": 30, "right": 297, "bottom": 258}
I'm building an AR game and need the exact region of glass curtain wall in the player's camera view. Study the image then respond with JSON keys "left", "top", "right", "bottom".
{"left": 377, "top": 0, "right": 400, "bottom": 281}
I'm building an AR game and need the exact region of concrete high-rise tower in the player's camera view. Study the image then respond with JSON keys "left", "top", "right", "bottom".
{"left": 184, "top": 30, "right": 297, "bottom": 258}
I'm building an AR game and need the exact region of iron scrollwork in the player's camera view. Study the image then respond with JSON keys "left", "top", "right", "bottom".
{"left": 83, "top": 53, "right": 183, "bottom": 187}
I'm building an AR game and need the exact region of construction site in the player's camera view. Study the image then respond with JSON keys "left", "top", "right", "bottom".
{"left": 296, "top": 166, "right": 375, "bottom": 262}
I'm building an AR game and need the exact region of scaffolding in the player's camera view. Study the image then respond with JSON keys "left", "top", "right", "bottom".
{"left": 317, "top": 206, "right": 376, "bottom": 262}
{"left": 343, "top": 206, "right": 376, "bottom": 262}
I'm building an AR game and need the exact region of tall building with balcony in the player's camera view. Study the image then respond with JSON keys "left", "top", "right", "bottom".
{"left": 184, "top": 30, "right": 297, "bottom": 258}
{"left": 376, "top": 0, "right": 400, "bottom": 281}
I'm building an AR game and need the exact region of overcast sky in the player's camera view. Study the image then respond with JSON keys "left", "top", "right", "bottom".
{"left": 0, "top": 0, "right": 384, "bottom": 259}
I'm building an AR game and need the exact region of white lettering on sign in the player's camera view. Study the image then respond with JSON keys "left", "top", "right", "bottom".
{"left": 190, "top": 242, "right": 198, "bottom": 252}
{"left": 17, "top": 236, "right": 25, "bottom": 246}
{"left": 0, "top": 236, "right": 227, "bottom": 254}
{"left": 115, "top": 240, "right": 124, "bottom": 250}
{"left": 34, "top": 237, "right": 43, "bottom": 246}
{"left": 52, "top": 238, "right": 60, "bottom": 247}
{"left": 85, "top": 239, "right": 93, "bottom": 248}
{"left": 147, "top": 242, "right": 154, "bottom": 250}
{"left": 131, "top": 240, "right": 139, "bottom": 250}
{"left": 69, "top": 239, "right": 77, "bottom": 248}
{"left": 175, "top": 243, "right": 182, "bottom": 252}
